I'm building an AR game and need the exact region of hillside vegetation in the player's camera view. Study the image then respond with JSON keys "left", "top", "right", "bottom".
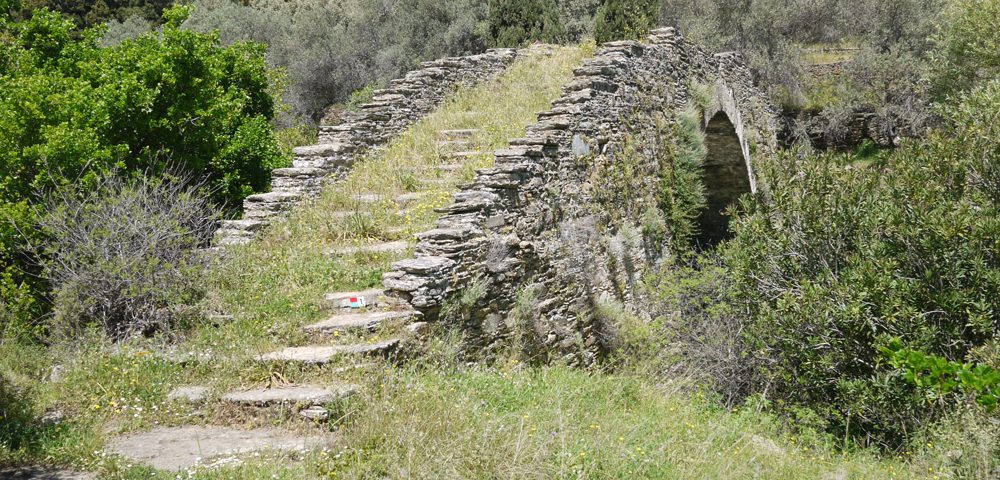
{"left": 2, "top": 0, "right": 1000, "bottom": 478}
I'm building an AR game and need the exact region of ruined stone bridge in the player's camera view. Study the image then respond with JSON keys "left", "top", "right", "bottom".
{"left": 216, "top": 27, "right": 780, "bottom": 364}
{"left": 383, "top": 28, "right": 780, "bottom": 363}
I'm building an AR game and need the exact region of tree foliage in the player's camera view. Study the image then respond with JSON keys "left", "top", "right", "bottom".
{"left": 182, "top": 0, "right": 488, "bottom": 123}
{"left": 592, "top": 0, "right": 658, "bottom": 43}
{"left": 15, "top": 0, "right": 170, "bottom": 28}
{"left": 716, "top": 79, "right": 1000, "bottom": 448}
{"left": 485, "top": 0, "right": 566, "bottom": 48}
{"left": 0, "top": 6, "right": 282, "bottom": 337}
{"left": 931, "top": 0, "right": 1000, "bottom": 99}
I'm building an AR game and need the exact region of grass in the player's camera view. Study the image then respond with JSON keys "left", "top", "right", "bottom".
{"left": 207, "top": 43, "right": 593, "bottom": 350}
{"left": 322, "top": 363, "right": 943, "bottom": 479}
{"left": 0, "top": 41, "right": 983, "bottom": 479}
{"left": 0, "top": 43, "right": 594, "bottom": 476}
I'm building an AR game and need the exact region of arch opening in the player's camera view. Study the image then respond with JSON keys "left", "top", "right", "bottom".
{"left": 692, "top": 112, "right": 752, "bottom": 250}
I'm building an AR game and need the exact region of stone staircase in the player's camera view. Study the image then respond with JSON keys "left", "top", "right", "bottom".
{"left": 111, "top": 126, "right": 490, "bottom": 471}
{"left": 213, "top": 49, "right": 518, "bottom": 247}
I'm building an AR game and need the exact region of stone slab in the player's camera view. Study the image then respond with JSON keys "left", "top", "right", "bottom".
{"left": 329, "top": 241, "right": 410, "bottom": 256}
{"left": 167, "top": 386, "right": 210, "bottom": 403}
{"left": 324, "top": 288, "right": 388, "bottom": 308}
{"left": 221, "top": 384, "right": 357, "bottom": 406}
{"left": 107, "top": 425, "right": 333, "bottom": 471}
{"left": 303, "top": 311, "right": 417, "bottom": 334}
{"left": 437, "top": 129, "right": 479, "bottom": 140}
{"left": 258, "top": 340, "right": 400, "bottom": 365}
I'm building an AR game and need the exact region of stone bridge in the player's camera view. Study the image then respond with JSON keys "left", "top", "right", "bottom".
{"left": 383, "top": 28, "right": 780, "bottom": 363}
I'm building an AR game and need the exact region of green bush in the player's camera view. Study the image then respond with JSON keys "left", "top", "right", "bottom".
{"left": 183, "top": 0, "right": 488, "bottom": 122}
{"left": 0, "top": 6, "right": 282, "bottom": 337}
{"left": 37, "top": 172, "right": 219, "bottom": 338}
{"left": 931, "top": 0, "right": 1000, "bottom": 99}
{"left": 883, "top": 339, "right": 1000, "bottom": 411}
{"left": 714, "top": 79, "right": 1000, "bottom": 448}
{"left": 484, "top": 0, "right": 566, "bottom": 48}
{"left": 592, "top": 0, "right": 657, "bottom": 43}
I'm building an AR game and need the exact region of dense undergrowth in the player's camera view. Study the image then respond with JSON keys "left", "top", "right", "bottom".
{"left": 2, "top": 0, "right": 1000, "bottom": 477}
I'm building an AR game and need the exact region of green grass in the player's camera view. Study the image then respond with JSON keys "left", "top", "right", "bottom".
{"left": 207, "top": 44, "right": 593, "bottom": 351}
{"left": 322, "top": 364, "right": 944, "bottom": 479}
{"left": 0, "top": 43, "right": 595, "bottom": 475}
{"left": 0, "top": 41, "right": 980, "bottom": 479}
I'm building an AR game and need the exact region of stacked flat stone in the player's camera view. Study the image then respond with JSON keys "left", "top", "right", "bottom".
{"left": 384, "top": 28, "right": 782, "bottom": 365}
{"left": 213, "top": 48, "right": 519, "bottom": 246}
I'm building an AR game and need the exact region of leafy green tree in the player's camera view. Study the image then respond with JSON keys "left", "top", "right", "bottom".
{"left": 0, "top": 6, "right": 283, "bottom": 338}
{"left": 592, "top": 0, "right": 657, "bottom": 43}
{"left": 716, "top": 79, "right": 1000, "bottom": 448}
{"left": 17, "top": 0, "right": 171, "bottom": 28}
{"left": 931, "top": 0, "right": 1000, "bottom": 99}
{"left": 1, "top": 0, "right": 20, "bottom": 19}
{"left": 485, "top": 0, "right": 566, "bottom": 48}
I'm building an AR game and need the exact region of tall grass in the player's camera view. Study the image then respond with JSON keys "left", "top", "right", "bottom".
{"left": 320, "top": 363, "right": 940, "bottom": 479}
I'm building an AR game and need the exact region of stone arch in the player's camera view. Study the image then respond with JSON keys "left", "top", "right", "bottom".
{"left": 693, "top": 110, "right": 754, "bottom": 248}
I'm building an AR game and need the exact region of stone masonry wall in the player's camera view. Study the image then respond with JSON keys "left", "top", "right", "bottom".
{"left": 384, "top": 29, "right": 780, "bottom": 365}
{"left": 214, "top": 48, "right": 519, "bottom": 246}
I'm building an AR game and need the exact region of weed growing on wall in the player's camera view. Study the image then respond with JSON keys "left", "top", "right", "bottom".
{"left": 656, "top": 109, "right": 707, "bottom": 258}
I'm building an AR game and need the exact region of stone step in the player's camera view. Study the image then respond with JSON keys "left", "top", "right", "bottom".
{"left": 167, "top": 386, "right": 209, "bottom": 404}
{"left": 245, "top": 191, "right": 302, "bottom": 204}
{"left": 434, "top": 163, "right": 463, "bottom": 172}
{"left": 218, "top": 219, "right": 268, "bottom": 233}
{"left": 325, "top": 288, "right": 393, "bottom": 308}
{"left": 448, "top": 151, "right": 486, "bottom": 161}
{"left": 328, "top": 240, "right": 410, "bottom": 256}
{"left": 214, "top": 233, "right": 253, "bottom": 247}
{"left": 420, "top": 177, "right": 453, "bottom": 188}
{"left": 328, "top": 207, "right": 413, "bottom": 220}
{"left": 243, "top": 191, "right": 303, "bottom": 219}
{"left": 438, "top": 129, "right": 479, "bottom": 141}
{"left": 272, "top": 167, "right": 326, "bottom": 178}
{"left": 303, "top": 310, "right": 418, "bottom": 335}
{"left": 107, "top": 425, "right": 332, "bottom": 471}
{"left": 351, "top": 191, "right": 431, "bottom": 205}
{"left": 221, "top": 383, "right": 357, "bottom": 407}
{"left": 438, "top": 140, "right": 473, "bottom": 153}
{"left": 258, "top": 340, "right": 400, "bottom": 365}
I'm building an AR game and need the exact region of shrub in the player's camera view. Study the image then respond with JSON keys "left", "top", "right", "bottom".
{"left": 183, "top": 0, "right": 488, "bottom": 122}
{"left": 656, "top": 109, "right": 706, "bottom": 256}
{"left": 592, "top": 0, "right": 657, "bottom": 43}
{"left": 931, "top": 0, "right": 1000, "bottom": 99}
{"left": 555, "top": 0, "right": 600, "bottom": 42}
{"left": 0, "top": 6, "right": 282, "bottom": 331}
{"left": 642, "top": 256, "right": 756, "bottom": 405}
{"left": 35, "top": 172, "right": 219, "bottom": 339}
{"left": 714, "top": 80, "right": 1000, "bottom": 448}
{"left": 883, "top": 340, "right": 1000, "bottom": 411}
{"left": 484, "top": 0, "right": 566, "bottom": 48}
